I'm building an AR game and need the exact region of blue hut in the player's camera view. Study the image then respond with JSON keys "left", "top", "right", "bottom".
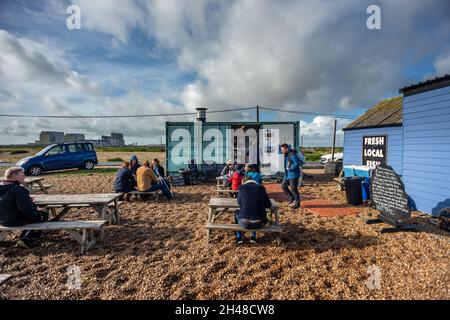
{"left": 343, "top": 74, "right": 450, "bottom": 215}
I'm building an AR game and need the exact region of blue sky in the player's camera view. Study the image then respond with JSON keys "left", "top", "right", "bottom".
{"left": 0, "top": 0, "right": 449, "bottom": 146}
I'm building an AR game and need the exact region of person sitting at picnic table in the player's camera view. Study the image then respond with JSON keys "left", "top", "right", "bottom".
{"left": 151, "top": 158, "right": 166, "bottom": 178}
{"left": 151, "top": 159, "right": 171, "bottom": 190}
{"left": 221, "top": 160, "right": 235, "bottom": 177}
{"left": 244, "top": 163, "right": 263, "bottom": 184}
{"left": 0, "top": 167, "right": 49, "bottom": 249}
{"left": 219, "top": 160, "right": 235, "bottom": 189}
{"left": 235, "top": 175, "right": 272, "bottom": 245}
{"left": 136, "top": 161, "right": 173, "bottom": 200}
{"left": 228, "top": 164, "right": 244, "bottom": 193}
{"left": 114, "top": 161, "right": 137, "bottom": 199}
{"left": 129, "top": 155, "right": 141, "bottom": 176}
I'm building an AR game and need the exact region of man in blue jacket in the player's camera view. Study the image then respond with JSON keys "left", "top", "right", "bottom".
{"left": 0, "top": 167, "right": 49, "bottom": 248}
{"left": 280, "top": 143, "right": 301, "bottom": 209}
{"left": 235, "top": 175, "right": 272, "bottom": 244}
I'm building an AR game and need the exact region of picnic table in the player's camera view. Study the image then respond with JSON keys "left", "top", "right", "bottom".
{"left": 24, "top": 177, "right": 52, "bottom": 194}
{"left": 215, "top": 176, "right": 239, "bottom": 196}
{"left": 33, "top": 193, "right": 122, "bottom": 224}
{"left": 0, "top": 177, "right": 52, "bottom": 194}
{"left": 207, "top": 197, "right": 282, "bottom": 244}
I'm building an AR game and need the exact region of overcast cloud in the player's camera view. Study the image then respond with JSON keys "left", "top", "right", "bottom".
{"left": 0, "top": 0, "right": 449, "bottom": 145}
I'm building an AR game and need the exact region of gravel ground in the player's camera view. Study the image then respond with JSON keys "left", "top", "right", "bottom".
{"left": 0, "top": 170, "right": 448, "bottom": 299}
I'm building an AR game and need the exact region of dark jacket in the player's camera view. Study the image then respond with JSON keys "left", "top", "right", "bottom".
{"left": 236, "top": 181, "right": 272, "bottom": 222}
{"left": 154, "top": 165, "right": 165, "bottom": 178}
{"left": 284, "top": 149, "right": 301, "bottom": 179}
{"left": 0, "top": 181, "right": 45, "bottom": 227}
{"left": 114, "top": 168, "right": 136, "bottom": 193}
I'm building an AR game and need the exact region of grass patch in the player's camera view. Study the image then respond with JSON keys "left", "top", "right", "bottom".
{"left": 49, "top": 168, "right": 118, "bottom": 176}
{"left": 302, "top": 147, "right": 343, "bottom": 162}
{"left": 305, "top": 154, "right": 322, "bottom": 162}
{"left": 96, "top": 146, "right": 165, "bottom": 152}
{"left": 107, "top": 157, "right": 124, "bottom": 162}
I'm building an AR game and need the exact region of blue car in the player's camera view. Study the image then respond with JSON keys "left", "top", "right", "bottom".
{"left": 17, "top": 142, "right": 98, "bottom": 176}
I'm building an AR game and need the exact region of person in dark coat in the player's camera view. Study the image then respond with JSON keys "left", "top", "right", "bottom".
{"left": 114, "top": 161, "right": 136, "bottom": 194}
{"left": 129, "top": 155, "right": 140, "bottom": 176}
{"left": 0, "top": 167, "right": 49, "bottom": 248}
{"left": 235, "top": 175, "right": 272, "bottom": 244}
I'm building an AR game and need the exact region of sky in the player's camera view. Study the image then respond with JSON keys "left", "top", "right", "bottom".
{"left": 0, "top": 0, "right": 449, "bottom": 146}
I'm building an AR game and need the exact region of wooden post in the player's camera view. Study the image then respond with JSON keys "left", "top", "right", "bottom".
{"left": 256, "top": 105, "right": 260, "bottom": 122}
{"left": 331, "top": 119, "right": 337, "bottom": 162}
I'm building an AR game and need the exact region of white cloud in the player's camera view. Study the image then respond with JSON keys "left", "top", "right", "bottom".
{"left": 0, "top": 29, "right": 190, "bottom": 144}
{"left": 434, "top": 54, "right": 450, "bottom": 75}
{"left": 0, "top": 29, "right": 99, "bottom": 107}
{"left": 300, "top": 116, "right": 352, "bottom": 147}
{"left": 74, "top": 0, "right": 146, "bottom": 43}
{"left": 1, "top": 0, "right": 450, "bottom": 145}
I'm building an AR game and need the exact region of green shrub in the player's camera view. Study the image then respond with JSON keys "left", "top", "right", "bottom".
{"left": 305, "top": 154, "right": 322, "bottom": 162}
{"left": 107, "top": 157, "right": 124, "bottom": 162}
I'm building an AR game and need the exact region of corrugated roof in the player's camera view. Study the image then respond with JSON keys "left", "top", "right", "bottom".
{"left": 344, "top": 96, "right": 402, "bottom": 130}
{"left": 399, "top": 74, "right": 450, "bottom": 96}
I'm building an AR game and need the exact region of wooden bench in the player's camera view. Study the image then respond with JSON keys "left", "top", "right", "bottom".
{"left": 126, "top": 190, "right": 160, "bottom": 201}
{"left": 31, "top": 183, "right": 53, "bottom": 192}
{"left": 206, "top": 223, "right": 282, "bottom": 245}
{"left": 207, "top": 198, "right": 282, "bottom": 245}
{"left": 0, "top": 221, "right": 107, "bottom": 254}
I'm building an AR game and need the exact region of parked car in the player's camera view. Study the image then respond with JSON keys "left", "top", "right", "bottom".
{"left": 320, "top": 152, "right": 343, "bottom": 165}
{"left": 16, "top": 142, "right": 98, "bottom": 176}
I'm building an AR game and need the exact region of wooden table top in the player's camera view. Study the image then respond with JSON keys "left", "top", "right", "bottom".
{"left": 0, "top": 177, "right": 44, "bottom": 183}
{"left": 33, "top": 193, "right": 121, "bottom": 205}
{"left": 25, "top": 177, "right": 45, "bottom": 183}
{"left": 208, "top": 197, "right": 278, "bottom": 209}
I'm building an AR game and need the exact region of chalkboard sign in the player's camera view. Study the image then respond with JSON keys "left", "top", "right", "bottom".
{"left": 370, "top": 163, "right": 411, "bottom": 226}
{"left": 362, "top": 135, "right": 387, "bottom": 167}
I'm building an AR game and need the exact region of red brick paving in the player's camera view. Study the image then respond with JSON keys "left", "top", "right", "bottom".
{"left": 265, "top": 183, "right": 359, "bottom": 217}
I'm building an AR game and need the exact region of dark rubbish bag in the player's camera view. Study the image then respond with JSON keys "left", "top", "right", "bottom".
{"left": 344, "top": 177, "right": 363, "bottom": 206}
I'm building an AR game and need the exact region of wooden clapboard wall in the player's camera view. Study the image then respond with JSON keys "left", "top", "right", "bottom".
{"left": 343, "top": 126, "right": 404, "bottom": 174}
{"left": 402, "top": 85, "right": 450, "bottom": 215}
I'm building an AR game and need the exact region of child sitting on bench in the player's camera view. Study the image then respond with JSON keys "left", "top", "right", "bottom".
{"left": 226, "top": 165, "right": 244, "bottom": 196}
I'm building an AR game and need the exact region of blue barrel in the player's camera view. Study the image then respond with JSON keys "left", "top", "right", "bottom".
{"left": 361, "top": 178, "right": 371, "bottom": 201}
